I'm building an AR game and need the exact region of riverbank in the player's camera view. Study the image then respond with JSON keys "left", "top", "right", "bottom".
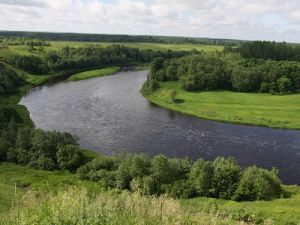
{"left": 67, "top": 67, "right": 121, "bottom": 81}
{"left": 1, "top": 162, "right": 299, "bottom": 224}
{"left": 144, "top": 81, "right": 300, "bottom": 129}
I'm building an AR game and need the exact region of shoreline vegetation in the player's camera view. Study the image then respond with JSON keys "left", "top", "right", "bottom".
{"left": 67, "top": 67, "right": 121, "bottom": 81}
{"left": 143, "top": 81, "right": 300, "bottom": 129}
{"left": 143, "top": 41, "right": 300, "bottom": 129}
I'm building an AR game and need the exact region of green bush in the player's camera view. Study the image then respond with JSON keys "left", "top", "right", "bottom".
{"left": 189, "top": 159, "right": 213, "bottom": 196}
{"left": 57, "top": 144, "right": 83, "bottom": 171}
{"left": 211, "top": 157, "right": 241, "bottom": 199}
{"left": 234, "top": 166, "right": 283, "bottom": 201}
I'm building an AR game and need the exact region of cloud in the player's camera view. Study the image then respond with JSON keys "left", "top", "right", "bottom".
{"left": 0, "top": 0, "right": 300, "bottom": 42}
{"left": 0, "top": 0, "right": 47, "bottom": 7}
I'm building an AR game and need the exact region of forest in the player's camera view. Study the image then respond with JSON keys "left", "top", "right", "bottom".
{"left": 226, "top": 41, "right": 300, "bottom": 62}
{"left": 147, "top": 53, "right": 300, "bottom": 94}
{"left": 0, "top": 31, "right": 241, "bottom": 46}
{"left": 9, "top": 45, "right": 186, "bottom": 74}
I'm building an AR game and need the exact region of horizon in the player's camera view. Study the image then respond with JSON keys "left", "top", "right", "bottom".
{"left": 1, "top": 0, "right": 300, "bottom": 43}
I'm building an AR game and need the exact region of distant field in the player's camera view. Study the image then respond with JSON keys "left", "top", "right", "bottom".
{"left": 49, "top": 41, "right": 224, "bottom": 52}
{"left": 145, "top": 81, "right": 300, "bottom": 129}
{"left": 68, "top": 67, "right": 120, "bottom": 81}
{"left": 0, "top": 41, "right": 223, "bottom": 62}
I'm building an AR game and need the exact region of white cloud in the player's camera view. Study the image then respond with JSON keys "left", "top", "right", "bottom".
{"left": 0, "top": 0, "right": 300, "bottom": 42}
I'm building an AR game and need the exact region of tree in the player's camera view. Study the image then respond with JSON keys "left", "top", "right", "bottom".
{"left": 234, "top": 166, "right": 282, "bottom": 201}
{"left": 211, "top": 157, "right": 241, "bottom": 199}
{"left": 57, "top": 144, "right": 83, "bottom": 171}
{"left": 277, "top": 76, "right": 293, "bottom": 94}
{"left": 189, "top": 159, "right": 213, "bottom": 196}
{"left": 15, "top": 127, "right": 32, "bottom": 150}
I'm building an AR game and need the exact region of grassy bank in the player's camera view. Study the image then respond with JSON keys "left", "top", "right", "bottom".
{"left": 67, "top": 67, "right": 120, "bottom": 81}
{"left": 0, "top": 163, "right": 299, "bottom": 224}
{"left": 144, "top": 81, "right": 300, "bottom": 129}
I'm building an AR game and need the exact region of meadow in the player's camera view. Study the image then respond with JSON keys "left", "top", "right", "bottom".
{"left": 145, "top": 81, "right": 300, "bottom": 129}
{"left": 68, "top": 67, "right": 121, "bottom": 81}
{"left": 48, "top": 41, "right": 224, "bottom": 52}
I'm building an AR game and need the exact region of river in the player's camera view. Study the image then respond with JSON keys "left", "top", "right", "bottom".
{"left": 20, "top": 70, "right": 300, "bottom": 185}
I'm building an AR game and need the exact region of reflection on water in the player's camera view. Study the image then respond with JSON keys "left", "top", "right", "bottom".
{"left": 20, "top": 71, "right": 300, "bottom": 185}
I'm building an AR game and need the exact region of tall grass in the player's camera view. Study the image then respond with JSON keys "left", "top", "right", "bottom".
{"left": 0, "top": 188, "right": 242, "bottom": 225}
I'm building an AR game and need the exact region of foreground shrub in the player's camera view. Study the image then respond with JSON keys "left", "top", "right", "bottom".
{"left": 56, "top": 144, "right": 84, "bottom": 171}
{"left": 0, "top": 188, "right": 242, "bottom": 225}
{"left": 77, "top": 155, "right": 283, "bottom": 201}
{"left": 234, "top": 166, "right": 283, "bottom": 201}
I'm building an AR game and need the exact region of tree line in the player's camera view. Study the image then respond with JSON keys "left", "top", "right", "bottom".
{"left": 225, "top": 41, "right": 300, "bottom": 62}
{"left": 0, "top": 118, "right": 84, "bottom": 171}
{"left": 147, "top": 53, "right": 300, "bottom": 94}
{"left": 0, "top": 31, "right": 242, "bottom": 46}
{"left": 77, "top": 153, "right": 283, "bottom": 201}
{"left": 0, "top": 37, "right": 51, "bottom": 47}
{"left": 10, "top": 45, "right": 187, "bottom": 74}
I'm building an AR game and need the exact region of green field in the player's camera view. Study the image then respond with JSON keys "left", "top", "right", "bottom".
{"left": 0, "top": 163, "right": 299, "bottom": 225}
{"left": 0, "top": 41, "right": 223, "bottom": 62}
{"left": 67, "top": 67, "right": 121, "bottom": 81}
{"left": 145, "top": 81, "right": 300, "bottom": 129}
{"left": 48, "top": 41, "right": 224, "bottom": 52}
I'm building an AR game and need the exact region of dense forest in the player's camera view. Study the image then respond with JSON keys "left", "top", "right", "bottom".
{"left": 0, "top": 63, "right": 23, "bottom": 94}
{"left": 0, "top": 31, "right": 241, "bottom": 46}
{"left": 147, "top": 53, "right": 300, "bottom": 94}
{"left": 225, "top": 41, "right": 300, "bottom": 62}
{"left": 9, "top": 45, "right": 187, "bottom": 74}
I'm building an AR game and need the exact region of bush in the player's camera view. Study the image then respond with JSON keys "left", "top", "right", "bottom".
{"left": 189, "top": 159, "right": 213, "bottom": 196}
{"left": 75, "top": 154, "right": 284, "bottom": 201}
{"left": 211, "top": 157, "right": 241, "bottom": 199}
{"left": 277, "top": 76, "right": 293, "bottom": 94}
{"left": 169, "top": 89, "right": 177, "bottom": 102}
{"left": 57, "top": 144, "right": 83, "bottom": 171}
{"left": 234, "top": 166, "right": 283, "bottom": 201}
{"left": 164, "top": 179, "right": 194, "bottom": 198}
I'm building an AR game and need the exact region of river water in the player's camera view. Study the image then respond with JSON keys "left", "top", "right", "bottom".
{"left": 20, "top": 71, "right": 300, "bottom": 184}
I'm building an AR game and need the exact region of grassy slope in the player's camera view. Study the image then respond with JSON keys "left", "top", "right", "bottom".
{"left": 1, "top": 163, "right": 299, "bottom": 225}
{"left": 181, "top": 185, "right": 300, "bottom": 225}
{"left": 145, "top": 81, "right": 300, "bottom": 129}
{"left": 68, "top": 67, "right": 120, "bottom": 81}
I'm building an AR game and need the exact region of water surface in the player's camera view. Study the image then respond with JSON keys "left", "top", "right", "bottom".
{"left": 21, "top": 71, "right": 300, "bottom": 184}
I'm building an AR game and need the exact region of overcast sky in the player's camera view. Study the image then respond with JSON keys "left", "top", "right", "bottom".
{"left": 1, "top": 0, "right": 300, "bottom": 42}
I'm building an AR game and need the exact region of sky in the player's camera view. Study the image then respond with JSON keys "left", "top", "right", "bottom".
{"left": 0, "top": 0, "right": 300, "bottom": 42}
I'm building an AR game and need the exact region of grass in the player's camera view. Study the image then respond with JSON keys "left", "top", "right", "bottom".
{"left": 48, "top": 41, "right": 224, "bottom": 52}
{"left": 0, "top": 41, "right": 223, "bottom": 62}
{"left": 0, "top": 187, "right": 244, "bottom": 225}
{"left": 67, "top": 67, "right": 120, "bottom": 81}
{"left": 181, "top": 185, "right": 300, "bottom": 225}
{"left": 144, "top": 81, "right": 300, "bottom": 129}
{"left": 1, "top": 163, "right": 300, "bottom": 225}
{"left": 0, "top": 163, "right": 102, "bottom": 212}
